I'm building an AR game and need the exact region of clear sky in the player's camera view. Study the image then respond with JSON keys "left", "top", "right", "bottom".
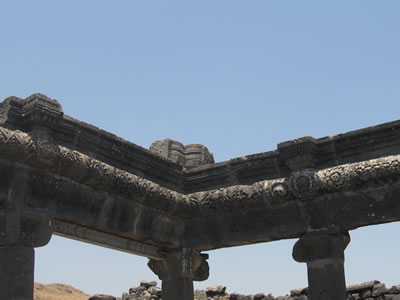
{"left": 1, "top": 0, "right": 400, "bottom": 297}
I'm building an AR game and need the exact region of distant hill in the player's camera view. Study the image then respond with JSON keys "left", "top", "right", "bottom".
{"left": 34, "top": 283, "right": 89, "bottom": 300}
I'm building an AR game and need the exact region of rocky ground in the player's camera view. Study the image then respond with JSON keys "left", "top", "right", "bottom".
{"left": 87, "top": 280, "right": 400, "bottom": 300}
{"left": 34, "top": 280, "right": 400, "bottom": 300}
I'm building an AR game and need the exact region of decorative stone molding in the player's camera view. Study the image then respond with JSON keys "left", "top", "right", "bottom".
{"left": 1, "top": 125, "right": 400, "bottom": 218}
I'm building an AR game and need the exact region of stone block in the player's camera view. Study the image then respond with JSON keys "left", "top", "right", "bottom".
{"left": 385, "top": 295, "right": 400, "bottom": 300}
{"left": 253, "top": 293, "right": 265, "bottom": 300}
{"left": 372, "top": 283, "right": 388, "bottom": 297}
{"left": 141, "top": 291, "right": 151, "bottom": 300}
{"left": 195, "top": 289, "right": 208, "bottom": 300}
{"left": 290, "top": 287, "right": 308, "bottom": 297}
{"left": 206, "top": 285, "right": 227, "bottom": 297}
{"left": 129, "top": 286, "right": 146, "bottom": 296}
{"left": 147, "top": 286, "right": 161, "bottom": 296}
{"left": 140, "top": 281, "right": 157, "bottom": 289}
{"left": 360, "top": 289, "right": 371, "bottom": 298}
{"left": 230, "top": 293, "right": 252, "bottom": 300}
{"left": 347, "top": 281, "right": 380, "bottom": 293}
{"left": 88, "top": 295, "right": 116, "bottom": 300}
{"left": 348, "top": 293, "right": 360, "bottom": 300}
{"left": 388, "top": 285, "right": 400, "bottom": 295}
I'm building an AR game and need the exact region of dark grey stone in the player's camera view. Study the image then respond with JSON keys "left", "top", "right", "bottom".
{"left": 129, "top": 286, "right": 146, "bottom": 296}
{"left": 385, "top": 295, "right": 400, "bottom": 300}
{"left": 206, "top": 285, "right": 227, "bottom": 297}
{"left": 388, "top": 285, "right": 400, "bottom": 295}
{"left": 88, "top": 295, "right": 116, "bottom": 300}
{"left": 347, "top": 281, "right": 380, "bottom": 293}
{"left": 140, "top": 281, "right": 157, "bottom": 289}
{"left": 372, "top": 283, "right": 388, "bottom": 297}
{"left": 194, "top": 289, "right": 207, "bottom": 300}
{"left": 0, "top": 246, "right": 34, "bottom": 300}
{"left": 254, "top": 293, "right": 266, "bottom": 300}
{"left": 360, "top": 289, "right": 372, "bottom": 298}
{"left": 3, "top": 94, "right": 400, "bottom": 300}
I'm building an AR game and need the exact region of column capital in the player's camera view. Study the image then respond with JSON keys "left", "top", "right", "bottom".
{"left": 0, "top": 171, "right": 52, "bottom": 247}
{"left": 293, "top": 231, "right": 350, "bottom": 263}
{"left": 292, "top": 232, "right": 350, "bottom": 300}
{"left": 148, "top": 248, "right": 209, "bottom": 281}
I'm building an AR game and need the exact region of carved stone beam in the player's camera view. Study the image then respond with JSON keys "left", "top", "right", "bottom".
{"left": 148, "top": 248, "right": 209, "bottom": 300}
{"left": 0, "top": 170, "right": 52, "bottom": 300}
{"left": 293, "top": 231, "right": 350, "bottom": 300}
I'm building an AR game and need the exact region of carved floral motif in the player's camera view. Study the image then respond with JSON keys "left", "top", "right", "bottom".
{"left": 0, "top": 125, "right": 400, "bottom": 218}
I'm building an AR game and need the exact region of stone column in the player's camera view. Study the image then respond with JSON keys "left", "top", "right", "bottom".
{"left": 292, "top": 232, "right": 350, "bottom": 300}
{"left": 0, "top": 177, "right": 52, "bottom": 300}
{"left": 148, "top": 248, "right": 209, "bottom": 300}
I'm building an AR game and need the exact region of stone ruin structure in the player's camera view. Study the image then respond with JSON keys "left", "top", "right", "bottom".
{"left": 1, "top": 93, "right": 400, "bottom": 300}
{"left": 104, "top": 280, "right": 400, "bottom": 300}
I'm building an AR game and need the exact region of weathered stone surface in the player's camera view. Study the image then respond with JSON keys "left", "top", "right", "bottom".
{"left": 206, "top": 285, "right": 226, "bottom": 297}
{"left": 385, "top": 295, "right": 400, "bottom": 300}
{"left": 140, "top": 281, "right": 157, "bottom": 289}
{"left": 372, "top": 283, "right": 389, "bottom": 297}
{"left": 229, "top": 293, "right": 252, "bottom": 300}
{"left": 4, "top": 94, "right": 400, "bottom": 300}
{"left": 117, "top": 281, "right": 400, "bottom": 300}
{"left": 147, "top": 286, "right": 161, "bottom": 296}
{"left": 360, "top": 289, "right": 372, "bottom": 298}
{"left": 388, "top": 285, "right": 400, "bottom": 295}
{"left": 194, "top": 289, "right": 208, "bottom": 300}
{"left": 141, "top": 291, "right": 151, "bottom": 300}
{"left": 88, "top": 295, "right": 116, "bottom": 300}
{"left": 150, "top": 139, "right": 214, "bottom": 169}
{"left": 347, "top": 281, "right": 380, "bottom": 293}
{"left": 129, "top": 286, "right": 146, "bottom": 296}
{"left": 253, "top": 293, "right": 265, "bottom": 300}
{"left": 0, "top": 246, "right": 35, "bottom": 300}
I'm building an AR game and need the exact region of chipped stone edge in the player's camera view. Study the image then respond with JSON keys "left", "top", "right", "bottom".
{"left": 0, "top": 126, "right": 400, "bottom": 218}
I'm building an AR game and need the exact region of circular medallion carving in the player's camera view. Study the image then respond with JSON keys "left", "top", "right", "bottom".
{"left": 289, "top": 169, "right": 319, "bottom": 198}
{"left": 271, "top": 182, "right": 289, "bottom": 198}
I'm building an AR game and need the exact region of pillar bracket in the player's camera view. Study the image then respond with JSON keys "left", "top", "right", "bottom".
{"left": 293, "top": 231, "right": 350, "bottom": 300}
{"left": 148, "top": 248, "right": 209, "bottom": 300}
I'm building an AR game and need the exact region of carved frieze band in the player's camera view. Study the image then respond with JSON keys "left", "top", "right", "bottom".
{"left": 0, "top": 126, "right": 399, "bottom": 218}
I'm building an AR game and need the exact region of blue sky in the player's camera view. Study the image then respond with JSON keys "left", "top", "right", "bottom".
{"left": 1, "top": 1, "right": 400, "bottom": 297}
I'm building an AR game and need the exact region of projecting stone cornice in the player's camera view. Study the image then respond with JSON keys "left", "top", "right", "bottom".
{"left": 2, "top": 94, "right": 400, "bottom": 195}
{"left": 0, "top": 125, "right": 400, "bottom": 220}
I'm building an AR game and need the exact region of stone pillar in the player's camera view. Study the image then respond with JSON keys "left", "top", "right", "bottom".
{"left": 0, "top": 177, "right": 52, "bottom": 300}
{"left": 0, "top": 246, "right": 35, "bottom": 300}
{"left": 148, "top": 248, "right": 209, "bottom": 300}
{"left": 292, "top": 232, "right": 350, "bottom": 300}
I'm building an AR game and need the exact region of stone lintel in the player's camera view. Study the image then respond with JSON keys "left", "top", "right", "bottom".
{"left": 1, "top": 124, "right": 400, "bottom": 220}
{"left": 53, "top": 220, "right": 166, "bottom": 260}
